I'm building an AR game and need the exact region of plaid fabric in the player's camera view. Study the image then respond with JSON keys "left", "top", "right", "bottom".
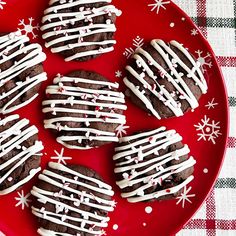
{"left": 173, "top": 0, "right": 236, "bottom": 235}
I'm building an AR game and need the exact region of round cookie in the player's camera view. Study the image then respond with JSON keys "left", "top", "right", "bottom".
{"left": 41, "top": 0, "right": 122, "bottom": 62}
{"left": 0, "top": 115, "right": 44, "bottom": 195}
{"left": 113, "top": 127, "right": 196, "bottom": 203}
{"left": 42, "top": 71, "right": 127, "bottom": 149}
{"left": 31, "top": 162, "right": 116, "bottom": 236}
{"left": 123, "top": 39, "right": 208, "bottom": 119}
{"left": 0, "top": 31, "right": 47, "bottom": 114}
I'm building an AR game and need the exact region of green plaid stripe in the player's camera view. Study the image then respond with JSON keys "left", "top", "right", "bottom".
{"left": 175, "top": 0, "right": 236, "bottom": 234}
{"left": 234, "top": 0, "right": 236, "bottom": 18}
{"left": 229, "top": 97, "right": 236, "bottom": 107}
{"left": 192, "top": 17, "right": 236, "bottom": 28}
{"left": 233, "top": 0, "right": 236, "bottom": 45}
{"left": 191, "top": 18, "right": 198, "bottom": 25}
{"left": 215, "top": 178, "right": 236, "bottom": 188}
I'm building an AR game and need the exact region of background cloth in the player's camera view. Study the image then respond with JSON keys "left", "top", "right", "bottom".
{"left": 0, "top": 0, "right": 235, "bottom": 235}
{"left": 173, "top": 0, "right": 236, "bottom": 235}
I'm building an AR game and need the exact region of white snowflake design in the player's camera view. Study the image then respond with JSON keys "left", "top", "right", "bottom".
{"left": 176, "top": 186, "right": 195, "bottom": 208}
{"left": 194, "top": 115, "right": 222, "bottom": 144}
{"left": 123, "top": 36, "right": 144, "bottom": 59}
{"left": 15, "top": 190, "right": 31, "bottom": 210}
{"left": 115, "top": 70, "right": 123, "bottom": 78}
{"left": 18, "top": 17, "right": 39, "bottom": 39}
{"left": 51, "top": 148, "right": 72, "bottom": 165}
{"left": 0, "top": 1, "right": 6, "bottom": 10}
{"left": 205, "top": 98, "right": 218, "bottom": 110}
{"left": 115, "top": 124, "right": 130, "bottom": 138}
{"left": 148, "top": 0, "right": 170, "bottom": 14}
{"left": 132, "top": 36, "right": 144, "bottom": 49}
{"left": 195, "top": 50, "right": 212, "bottom": 72}
{"left": 123, "top": 47, "right": 135, "bottom": 59}
{"left": 191, "top": 29, "right": 198, "bottom": 36}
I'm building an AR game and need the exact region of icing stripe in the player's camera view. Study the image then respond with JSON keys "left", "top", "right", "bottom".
{"left": 123, "top": 78, "right": 161, "bottom": 119}
{"left": 43, "top": 95, "right": 126, "bottom": 106}
{"left": 49, "top": 0, "right": 112, "bottom": 5}
{"left": 151, "top": 41, "right": 199, "bottom": 107}
{"left": 43, "top": 74, "right": 127, "bottom": 149}
{"left": 54, "top": 76, "right": 119, "bottom": 88}
{"left": 38, "top": 228, "right": 77, "bottom": 236}
{"left": 0, "top": 115, "right": 43, "bottom": 195}
{"left": 41, "top": 0, "right": 121, "bottom": 61}
{"left": 31, "top": 162, "right": 115, "bottom": 236}
{"left": 170, "top": 40, "right": 207, "bottom": 90}
{"left": 113, "top": 127, "right": 196, "bottom": 203}
{"left": 124, "top": 39, "right": 208, "bottom": 119}
{"left": 0, "top": 32, "right": 47, "bottom": 114}
{"left": 131, "top": 53, "right": 182, "bottom": 116}
{"left": 127, "top": 176, "right": 194, "bottom": 203}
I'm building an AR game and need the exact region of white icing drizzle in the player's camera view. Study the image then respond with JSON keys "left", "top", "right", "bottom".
{"left": 43, "top": 74, "right": 127, "bottom": 149}
{"left": 113, "top": 127, "right": 196, "bottom": 203}
{"left": 123, "top": 39, "right": 208, "bottom": 119}
{"left": 0, "top": 31, "right": 47, "bottom": 114}
{"left": 31, "top": 162, "right": 115, "bottom": 236}
{"left": 0, "top": 115, "right": 44, "bottom": 195}
{"left": 41, "top": 0, "right": 122, "bottom": 61}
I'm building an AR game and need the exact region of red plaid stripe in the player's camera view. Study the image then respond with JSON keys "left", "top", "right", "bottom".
{"left": 196, "top": 0, "right": 208, "bottom": 37}
{"left": 185, "top": 219, "right": 206, "bottom": 229}
{"left": 185, "top": 220, "right": 236, "bottom": 230}
{"left": 216, "top": 220, "right": 236, "bottom": 230}
{"left": 206, "top": 189, "right": 216, "bottom": 235}
{"left": 176, "top": 0, "right": 236, "bottom": 234}
{"left": 217, "top": 57, "right": 236, "bottom": 67}
{"left": 185, "top": 190, "right": 236, "bottom": 233}
{"left": 227, "top": 137, "right": 236, "bottom": 148}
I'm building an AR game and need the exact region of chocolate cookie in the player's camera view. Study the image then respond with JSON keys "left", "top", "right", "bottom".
{"left": 31, "top": 162, "right": 116, "bottom": 236}
{"left": 0, "top": 115, "right": 44, "bottom": 195}
{"left": 113, "top": 127, "right": 196, "bottom": 203}
{"left": 41, "top": 0, "right": 122, "bottom": 62}
{"left": 124, "top": 39, "right": 208, "bottom": 119}
{"left": 42, "top": 71, "right": 127, "bottom": 149}
{"left": 0, "top": 31, "right": 47, "bottom": 114}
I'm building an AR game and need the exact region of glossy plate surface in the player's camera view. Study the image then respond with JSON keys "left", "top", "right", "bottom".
{"left": 0, "top": 0, "right": 228, "bottom": 235}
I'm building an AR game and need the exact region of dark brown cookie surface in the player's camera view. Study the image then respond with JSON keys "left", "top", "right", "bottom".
{"left": 124, "top": 39, "right": 208, "bottom": 119}
{"left": 41, "top": 0, "right": 121, "bottom": 62}
{"left": 31, "top": 162, "right": 115, "bottom": 236}
{"left": 42, "top": 70, "right": 127, "bottom": 149}
{"left": 0, "top": 115, "right": 43, "bottom": 195}
{"left": 0, "top": 31, "right": 47, "bottom": 114}
{"left": 113, "top": 127, "right": 196, "bottom": 203}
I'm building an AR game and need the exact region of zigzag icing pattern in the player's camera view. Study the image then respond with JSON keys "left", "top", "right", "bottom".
{"left": 41, "top": 0, "right": 122, "bottom": 61}
{"left": 31, "top": 162, "right": 115, "bottom": 236}
{"left": 124, "top": 39, "right": 208, "bottom": 119}
{"left": 0, "top": 31, "right": 47, "bottom": 114}
{"left": 0, "top": 115, "right": 44, "bottom": 195}
{"left": 43, "top": 74, "right": 127, "bottom": 149}
{"left": 113, "top": 127, "right": 196, "bottom": 203}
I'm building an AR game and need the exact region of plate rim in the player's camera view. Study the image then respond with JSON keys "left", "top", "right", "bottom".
{"left": 169, "top": 1, "right": 229, "bottom": 235}
{"left": 0, "top": 1, "right": 230, "bottom": 235}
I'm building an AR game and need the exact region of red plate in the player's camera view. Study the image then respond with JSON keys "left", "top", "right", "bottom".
{"left": 0, "top": 0, "right": 229, "bottom": 236}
